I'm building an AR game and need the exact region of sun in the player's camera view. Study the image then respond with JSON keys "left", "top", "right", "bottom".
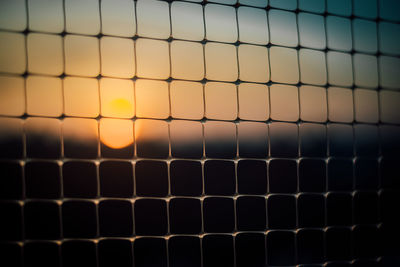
{"left": 107, "top": 98, "right": 134, "bottom": 118}
{"left": 100, "top": 118, "right": 134, "bottom": 149}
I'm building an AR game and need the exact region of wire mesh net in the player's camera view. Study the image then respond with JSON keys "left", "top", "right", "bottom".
{"left": 0, "top": 0, "right": 400, "bottom": 266}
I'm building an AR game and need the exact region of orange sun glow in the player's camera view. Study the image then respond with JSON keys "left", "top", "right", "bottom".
{"left": 100, "top": 118, "right": 134, "bottom": 149}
